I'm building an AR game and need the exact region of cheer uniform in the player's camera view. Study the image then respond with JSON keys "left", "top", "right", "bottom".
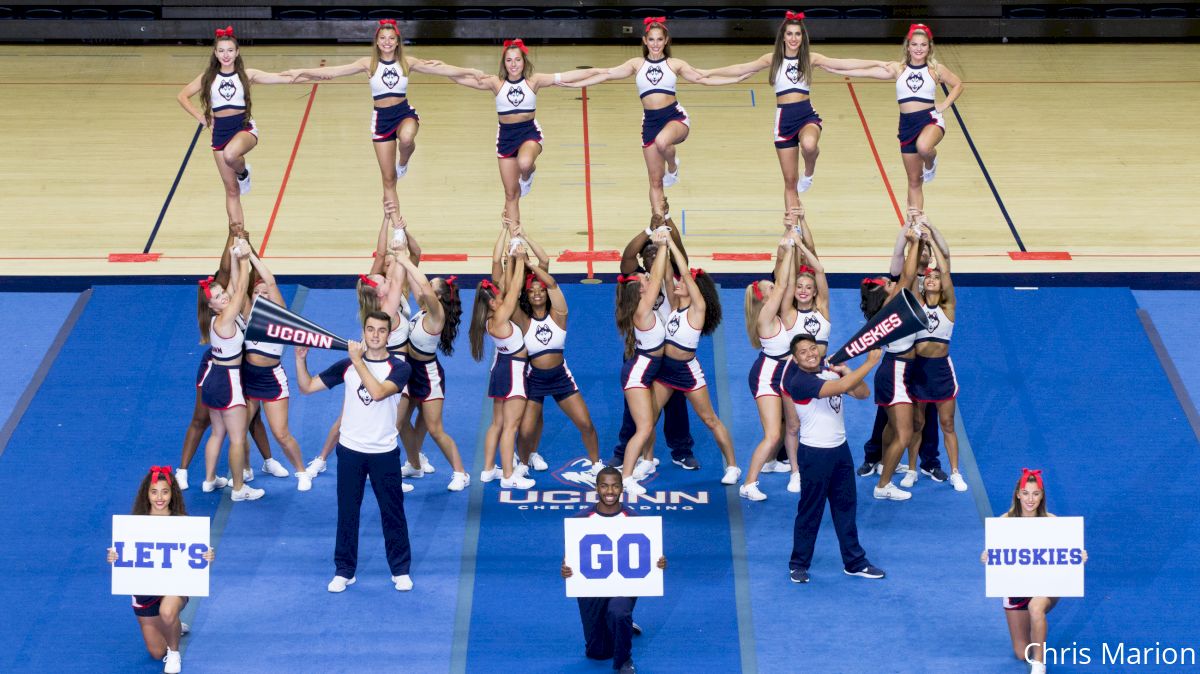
{"left": 496, "top": 78, "right": 543, "bottom": 157}
{"left": 387, "top": 299, "right": 413, "bottom": 358}
{"left": 488, "top": 321, "right": 528, "bottom": 400}
{"left": 748, "top": 317, "right": 792, "bottom": 398}
{"left": 404, "top": 310, "right": 447, "bottom": 402}
{"left": 197, "top": 317, "right": 245, "bottom": 410}
{"left": 911, "top": 303, "right": 958, "bottom": 402}
{"left": 370, "top": 59, "right": 420, "bottom": 142}
{"left": 656, "top": 306, "right": 708, "bottom": 392}
{"left": 132, "top": 595, "right": 188, "bottom": 618}
{"left": 874, "top": 330, "right": 917, "bottom": 407}
{"left": 637, "top": 58, "right": 689, "bottom": 147}
{"left": 574, "top": 504, "right": 641, "bottom": 670}
{"left": 209, "top": 71, "right": 258, "bottom": 150}
{"left": 237, "top": 312, "right": 289, "bottom": 402}
{"left": 620, "top": 310, "right": 666, "bottom": 391}
{"left": 773, "top": 57, "right": 821, "bottom": 149}
{"left": 524, "top": 314, "right": 580, "bottom": 404}
{"left": 788, "top": 308, "right": 831, "bottom": 349}
{"left": 896, "top": 63, "right": 945, "bottom": 153}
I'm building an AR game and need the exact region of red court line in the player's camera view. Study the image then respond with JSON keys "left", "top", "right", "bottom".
{"left": 558, "top": 250, "right": 620, "bottom": 262}
{"left": 1009, "top": 251, "right": 1072, "bottom": 261}
{"left": 107, "top": 253, "right": 161, "bottom": 262}
{"left": 845, "top": 80, "right": 904, "bottom": 226}
{"left": 420, "top": 254, "right": 469, "bottom": 262}
{"left": 259, "top": 61, "right": 323, "bottom": 258}
{"left": 579, "top": 86, "right": 597, "bottom": 278}
{"left": 712, "top": 253, "right": 772, "bottom": 261}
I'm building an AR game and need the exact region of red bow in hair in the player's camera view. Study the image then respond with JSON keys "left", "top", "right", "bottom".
{"left": 480, "top": 278, "right": 500, "bottom": 295}
{"left": 443, "top": 275, "right": 459, "bottom": 300}
{"left": 215, "top": 26, "right": 234, "bottom": 38}
{"left": 923, "top": 267, "right": 934, "bottom": 277}
{"left": 524, "top": 272, "right": 537, "bottom": 290}
{"left": 617, "top": 274, "right": 640, "bottom": 284}
{"left": 798, "top": 265, "right": 815, "bottom": 275}
{"left": 643, "top": 16, "right": 667, "bottom": 27}
{"left": 377, "top": 19, "right": 398, "bottom": 29}
{"left": 503, "top": 39, "right": 528, "bottom": 55}
{"left": 198, "top": 276, "right": 215, "bottom": 299}
{"left": 785, "top": 11, "right": 806, "bottom": 21}
{"left": 907, "top": 23, "right": 933, "bottom": 42}
{"left": 861, "top": 277, "right": 886, "bottom": 287}
{"left": 149, "top": 465, "right": 173, "bottom": 484}
{"left": 359, "top": 274, "right": 379, "bottom": 288}
{"left": 1020, "top": 468, "right": 1043, "bottom": 490}
{"left": 751, "top": 280, "right": 764, "bottom": 301}
{"left": 689, "top": 268, "right": 702, "bottom": 280}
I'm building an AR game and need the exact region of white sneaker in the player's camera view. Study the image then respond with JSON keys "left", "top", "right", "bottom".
{"left": 201, "top": 476, "right": 228, "bottom": 492}
{"left": 797, "top": 173, "right": 814, "bottom": 193}
{"left": 787, "top": 472, "right": 801, "bottom": 493}
{"left": 242, "top": 467, "right": 255, "bottom": 483}
{"left": 396, "top": 161, "right": 408, "bottom": 180}
{"left": 633, "top": 458, "right": 655, "bottom": 480}
{"left": 237, "top": 164, "right": 251, "bottom": 195}
{"left": 296, "top": 471, "right": 313, "bottom": 492}
{"left": 419, "top": 452, "right": 435, "bottom": 474}
{"left": 500, "top": 474, "right": 536, "bottom": 490}
{"left": 180, "top": 622, "right": 190, "bottom": 636}
{"left": 327, "top": 575, "right": 355, "bottom": 593}
{"left": 623, "top": 476, "right": 647, "bottom": 496}
{"left": 163, "top": 648, "right": 181, "bottom": 674}
{"left": 230, "top": 485, "right": 265, "bottom": 501}
{"left": 392, "top": 574, "right": 414, "bottom": 591}
{"left": 514, "top": 462, "right": 530, "bottom": 478}
{"left": 588, "top": 460, "right": 605, "bottom": 476}
{"left": 873, "top": 482, "right": 912, "bottom": 501}
{"left": 772, "top": 460, "right": 792, "bottom": 473}
{"left": 721, "top": 466, "right": 742, "bottom": 485}
{"left": 262, "top": 458, "right": 289, "bottom": 478}
{"left": 900, "top": 468, "right": 918, "bottom": 488}
{"left": 529, "top": 453, "right": 549, "bottom": 471}
{"left": 739, "top": 482, "right": 767, "bottom": 502}
{"left": 949, "top": 471, "right": 969, "bottom": 492}
{"left": 175, "top": 468, "right": 189, "bottom": 491}
{"left": 922, "top": 157, "right": 937, "bottom": 183}
{"left": 480, "top": 466, "right": 501, "bottom": 483}
{"left": 447, "top": 472, "right": 470, "bottom": 491}
{"left": 402, "top": 482, "right": 414, "bottom": 493}
{"left": 519, "top": 170, "right": 535, "bottom": 197}
{"left": 1028, "top": 661, "right": 1046, "bottom": 674}
{"left": 762, "top": 460, "right": 779, "bottom": 473}
{"left": 663, "top": 161, "right": 680, "bottom": 188}
{"left": 401, "top": 461, "right": 425, "bottom": 478}
{"left": 308, "top": 457, "right": 327, "bottom": 474}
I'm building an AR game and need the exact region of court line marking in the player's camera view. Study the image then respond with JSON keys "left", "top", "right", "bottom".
{"left": 143, "top": 124, "right": 202, "bottom": 253}
{"left": 579, "top": 86, "right": 597, "bottom": 278}
{"left": 260, "top": 63, "right": 323, "bottom": 257}
{"left": 449, "top": 397, "right": 495, "bottom": 673}
{"left": 940, "top": 83, "right": 1027, "bottom": 252}
{"left": 844, "top": 81, "right": 905, "bottom": 225}
{"left": 0, "top": 290, "right": 91, "bottom": 461}
{"left": 1137, "top": 308, "right": 1200, "bottom": 444}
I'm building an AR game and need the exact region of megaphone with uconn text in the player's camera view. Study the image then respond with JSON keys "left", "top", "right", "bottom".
{"left": 828, "top": 288, "right": 929, "bottom": 365}
{"left": 244, "top": 296, "right": 349, "bottom": 351}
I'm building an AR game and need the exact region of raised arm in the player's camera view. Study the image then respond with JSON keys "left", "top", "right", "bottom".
{"left": 527, "top": 264, "right": 567, "bottom": 325}
{"left": 820, "top": 350, "right": 882, "bottom": 398}
{"left": 699, "top": 53, "right": 771, "bottom": 78}
{"left": 930, "top": 239, "right": 955, "bottom": 315}
{"left": 674, "top": 59, "right": 753, "bottom": 86}
{"left": 666, "top": 237, "right": 705, "bottom": 321}
{"left": 522, "top": 231, "right": 551, "bottom": 271}
{"left": 621, "top": 225, "right": 652, "bottom": 275}
{"left": 492, "top": 218, "right": 512, "bottom": 283}
{"left": 888, "top": 226, "right": 910, "bottom": 278}
{"left": 933, "top": 64, "right": 964, "bottom": 113}
{"left": 215, "top": 244, "right": 250, "bottom": 334}
{"left": 492, "top": 252, "right": 526, "bottom": 325}
{"left": 889, "top": 228, "right": 922, "bottom": 301}
{"left": 176, "top": 73, "right": 208, "bottom": 127}
{"left": 381, "top": 251, "right": 408, "bottom": 320}
{"left": 796, "top": 239, "right": 830, "bottom": 319}
{"left": 246, "top": 249, "right": 285, "bottom": 307}
{"left": 369, "top": 207, "right": 396, "bottom": 276}
{"left": 759, "top": 238, "right": 795, "bottom": 334}
{"left": 281, "top": 59, "right": 369, "bottom": 83}
{"left": 559, "top": 58, "right": 639, "bottom": 88}
{"left": 395, "top": 253, "right": 441, "bottom": 325}
{"left": 636, "top": 233, "right": 670, "bottom": 318}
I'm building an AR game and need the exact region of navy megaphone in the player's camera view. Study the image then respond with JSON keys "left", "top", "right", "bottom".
{"left": 828, "top": 288, "right": 929, "bottom": 365}
{"left": 244, "top": 296, "right": 349, "bottom": 351}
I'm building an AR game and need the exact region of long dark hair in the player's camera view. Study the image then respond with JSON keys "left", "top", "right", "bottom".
{"left": 860, "top": 278, "right": 889, "bottom": 319}
{"left": 689, "top": 270, "right": 723, "bottom": 335}
{"left": 469, "top": 282, "right": 499, "bottom": 361}
{"left": 131, "top": 469, "right": 188, "bottom": 516}
{"left": 434, "top": 278, "right": 462, "bottom": 356}
{"left": 642, "top": 22, "right": 672, "bottom": 59}
{"left": 1006, "top": 473, "right": 1048, "bottom": 518}
{"left": 769, "top": 18, "right": 811, "bottom": 87}
{"left": 200, "top": 35, "right": 252, "bottom": 126}
{"left": 518, "top": 274, "right": 552, "bottom": 318}
{"left": 615, "top": 279, "right": 643, "bottom": 359}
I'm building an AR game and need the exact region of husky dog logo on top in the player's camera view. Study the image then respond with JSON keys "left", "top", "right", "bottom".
{"left": 218, "top": 78, "right": 237, "bottom": 101}
{"left": 507, "top": 85, "right": 525, "bottom": 107}
{"left": 382, "top": 66, "right": 400, "bottom": 90}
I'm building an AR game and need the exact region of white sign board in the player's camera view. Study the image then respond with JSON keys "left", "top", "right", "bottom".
{"left": 984, "top": 516, "right": 1084, "bottom": 598}
{"left": 564, "top": 516, "right": 663, "bottom": 598}
{"left": 111, "top": 515, "right": 211, "bottom": 597}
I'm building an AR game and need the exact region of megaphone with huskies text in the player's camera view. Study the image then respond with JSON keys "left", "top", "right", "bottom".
{"left": 828, "top": 288, "right": 929, "bottom": 365}
{"left": 244, "top": 296, "right": 349, "bottom": 351}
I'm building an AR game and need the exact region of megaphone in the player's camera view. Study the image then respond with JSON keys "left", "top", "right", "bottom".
{"left": 244, "top": 296, "right": 349, "bottom": 351}
{"left": 828, "top": 288, "right": 929, "bottom": 365}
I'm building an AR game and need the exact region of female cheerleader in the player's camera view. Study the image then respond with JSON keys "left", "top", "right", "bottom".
{"left": 281, "top": 20, "right": 485, "bottom": 206}
{"left": 563, "top": 18, "right": 751, "bottom": 215}
{"left": 819, "top": 24, "right": 964, "bottom": 212}
{"left": 176, "top": 26, "right": 296, "bottom": 224}
{"left": 980, "top": 469, "right": 1088, "bottom": 674}
{"left": 107, "top": 467, "right": 215, "bottom": 674}
{"left": 196, "top": 239, "right": 264, "bottom": 501}
{"left": 449, "top": 41, "right": 604, "bottom": 223}
{"left": 699, "top": 13, "right": 890, "bottom": 205}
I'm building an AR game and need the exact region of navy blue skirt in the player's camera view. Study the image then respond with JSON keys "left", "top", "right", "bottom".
{"left": 641, "top": 103, "right": 689, "bottom": 147}
{"left": 773, "top": 100, "right": 822, "bottom": 149}
{"left": 496, "top": 119, "right": 543, "bottom": 158}
{"left": 372, "top": 101, "right": 420, "bottom": 142}
{"left": 211, "top": 113, "right": 257, "bottom": 150}
{"left": 897, "top": 108, "right": 944, "bottom": 152}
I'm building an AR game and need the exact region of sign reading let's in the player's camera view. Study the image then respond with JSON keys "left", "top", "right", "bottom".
{"left": 984, "top": 516, "right": 1084, "bottom": 598}
{"left": 564, "top": 516, "right": 663, "bottom": 597}
{"left": 111, "top": 515, "right": 212, "bottom": 597}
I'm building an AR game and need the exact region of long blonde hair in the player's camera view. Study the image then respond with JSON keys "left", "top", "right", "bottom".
{"left": 901, "top": 26, "right": 940, "bottom": 81}
{"left": 369, "top": 23, "right": 409, "bottom": 79}
{"left": 744, "top": 283, "right": 767, "bottom": 350}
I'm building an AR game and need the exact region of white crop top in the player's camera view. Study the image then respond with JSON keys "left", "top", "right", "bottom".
{"left": 758, "top": 317, "right": 792, "bottom": 358}
{"left": 634, "top": 313, "right": 666, "bottom": 352}
{"left": 211, "top": 71, "right": 246, "bottom": 113}
{"left": 236, "top": 313, "right": 284, "bottom": 359}
{"left": 664, "top": 306, "right": 702, "bottom": 352}
{"left": 524, "top": 314, "right": 566, "bottom": 358}
{"left": 884, "top": 330, "right": 918, "bottom": 354}
{"left": 407, "top": 310, "right": 441, "bottom": 357}
{"left": 492, "top": 320, "right": 526, "bottom": 355}
{"left": 370, "top": 59, "right": 408, "bottom": 101}
{"left": 386, "top": 300, "right": 413, "bottom": 353}
{"left": 897, "top": 63, "right": 936, "bottom": 105}
{"left": 790, "top": 309, "right": 832, "bottom": 346}
{"left": 208, "top": 316, "right": 245, "bottom": 361}
{"left": 916, "top": 302, "right": 954, "bottom": 344}
{"left": 636, "top": 57, "right": 677, "bottom": 98}
{"left": 774, "top": 56, "right": 810, "bottom": 96}
{"left": 496, "top": 78, "right": 537, "bottom": 115}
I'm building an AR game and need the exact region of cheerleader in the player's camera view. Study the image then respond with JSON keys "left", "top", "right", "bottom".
{"left": 563, "top": 18, "right": 752, "bottom": 215}
{"left": 176, "top": 26, "right": 296, "bottom": 224}
{"left": 450, "top": 41, "right": 604, "bottom": 223}
{"left": 107, "top": 467, "right": 215, "bottom": 674}
{"left": 819, "top": 24, "right": 964, "bottom": 212}
{"left": 281, "top": 20, "right": 485, "bottom": 206}
{"left": 699, "top": 12, "right": 890, "bottom": 204}
{"left": 195, "top": 239, "right": 264, "bottom": 501}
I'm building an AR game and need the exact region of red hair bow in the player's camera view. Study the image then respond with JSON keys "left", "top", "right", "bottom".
{"left": 524, "top": 272, "right": 537, "bottom": 290}
{"left": 377, "top": 19, "right": 398, "bottom": 29}
{"left": 907, "top": 23, "right": 933, "bottom": 42}
{"left": 861, "top": 277, "right": 886, "bottom": 287}
{"left": 689, "top": 267, "right": 703, "bottom": 280}
{"left": 503, "top": 39, "right": 528, "bottom": 55}
{"left": 150, "top": 465, "right": 173, "bottom": 484}
{"left": 617, "top": 273, "right": 640, "bottom": 284}
{"left": 1020, "top": 468, "right": 1043, "bottom": 490}
{"left": 643, "top": 16, "right": 667, "bottom": 27}
{"left": 798, "top": 265, "right": 815, "bottom": 275}
{"left": 785, "top": 11, "right": 806, "bottom": 21}
{"left": 443, "top": 275, "right": 459, "bottom": 300}
{"left": 480, "top": 278, "right": 500, "bottom": 295}
{"left": 751, "top": 280, "right": 764, "bottom": 301}
{"left": 215, "top": 26, "right": 234, "bottom": 38}
{"left": 198, "top": 276, "right": 215, "bottom": 299}
{"left": 359, "top": 274, "right": 379, "bottom": 288}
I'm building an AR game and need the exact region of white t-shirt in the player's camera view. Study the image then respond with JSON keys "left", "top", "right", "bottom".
{"left": 781, "top": 364, "right": 846, "bottom": 448}
{"left": 319, "top": 356, "right": 410, "bottom": 454}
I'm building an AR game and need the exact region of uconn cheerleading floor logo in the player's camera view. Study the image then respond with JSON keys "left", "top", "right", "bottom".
{"left": 497, "top": 457, "right": 711, "bottom": 512}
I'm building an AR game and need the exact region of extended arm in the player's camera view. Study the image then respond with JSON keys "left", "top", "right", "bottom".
{"left": 247, "top": 68, "right": 307, "bottom": 85}
{"left": 819, "top": 350, "right": 882, "bottom": 398}
{"left": 674, "top": 59, "right": 752, "bottom": 86}
{"left": 560, "top": 59, "right": 638, "bottom": 89}
{"left": 931, "top": 240, "right": 955, "bottom": 314}
{"left": 408, "top": 57, "right": 485, "bottom": 80}
{"left": 527, "top": 264, "right": 567, "bottom": 324}
{"left": 667, "top": 237, "right": 704, "bottom": 321}
{"left": 820, "top": 62, "right": 898, "bottom": 80}
{"left": 293, "top": 347, "right": 328, "bottom": 394}
{"left": 493, "top": 253, "right": 526, "bottom": 325}
{"left": 246, "top": 249, "right": 285, "bottom": 306}
{"left": 699, "top": 53, "right": 771, "bottom": 78}
{"left": 810, "top": 53, "right": 890, "bottom": 71}
{"left": 522, "top": 231, "right": 551, "bottom": 271}
{"left": 759, "top": 239, "right": 795, "bottom": 334}
{"left": 281, "top": 59, "right": 368, "bottom": 82}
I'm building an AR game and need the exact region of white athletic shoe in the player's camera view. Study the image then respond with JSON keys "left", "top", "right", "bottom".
{"left": 519, "top": 170, "right": 536, "bottom": 197}
{"left": 163, "top": 648, "right": 181, "bottom": 674}
{"left": 721, "top": 466, "right": 742, "bottom": 485}
{"left": 402, "top": 482, "right": 414, "bottom": 493}
{"left": 772, "top": 460, "right": 792, "bottom": 474}
{"left": 1028, "top": 662, "right": 1046, "bottom": 674}
{"left": 633, "top": 458, "right": 655, "bottom": 480}
{"left": 797, "top": 173, "right": 814, "bottom": 193}
{"left": 447, "top": 472, "right": 470, "bottom": 492}
{"left": 873, "top": 482, "right": 912, "bottom": 501}
{"left": 922, "top": 157, "right": 937, "bottom": 183}
{"left": 480, "top": 466, "right": 501, "bottom": 483}
{"left": 296, "top": 471, "right": 313, "bottom": 492}
{"left": 623, "top": 477, "right": 647, "bottom": 497}
{"left": 739, "top": 482, "right": 767, "bottom": 502}
{"left": 308, "top": 457, "right": 327, "bottom": 474}
{"left": 529, "top": 453, "right": 549, "bottom": 471}
{"left": 419, "top": 452, "right": 435, "bottom": 474}
{"left": 787, "top": 472, "right": 801, "bottom": 493}
{"left": 396, "top": 161, "right": 409, "bottom": 180}
{"left": 180, "top": 622, "right": 190, "bottom": 636}
{"left": 230, "top": 485, "right": 265, "bottom": 502}
{"left": 588, "top": 460, "right": 605, "bottom": 476}
{"left": 392, "top": 574, "right": 414, "bottom": 591}
{"left": 175, "top": 468, "right": 189, "bottom": 491}
{"left": 514, "top": 461, "right": 531, "bottom": 478}
{"left": 900, "top": 468, "right": 918, "bottom": 488}
{"left": 327, "top": 575, "right": 355, "bottom": 593}
{"left": 242, "top": 467, "right": 255, "bottom": 483}
{"left": 663, "top": 160, "right": 680, "bottom": 188}
{"left": 500, "top": 474, "right": 536, "bottom": 490}
{"left": 762, "top": 460, "right": 779, "bottom": 473}
{"left": 262, "top": 458, "right": 289, "bottom": 478}
{"left": 949, "top": 471, "right": 969, "bottom": 492}
{"left": 401, "top": 461, "right": 425, "bottom": 478}
{"left": 201, "top": 476, "right": 228, "bottom": 492}
{"left": 237, "top": 164, "right": 252, "bottom": 195}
